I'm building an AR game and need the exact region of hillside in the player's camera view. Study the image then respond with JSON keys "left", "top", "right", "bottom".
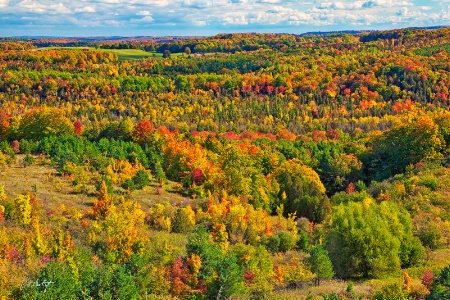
{"left": 0, "top": 28, "right": 450, "bottom": 299}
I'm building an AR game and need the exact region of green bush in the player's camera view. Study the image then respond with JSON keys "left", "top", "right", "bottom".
{"left": 278, "top": 231, "right": 296, "bottom": 252}
{"left": 133, "top": 169, "right": 150, "bottom": 189}
{"left": 417, "top": 176, "right": 439, "bottom": 191}
{"left": 122, "top": 178, "right": 136, "bottom": 191}
{"left": 372, "top": 283, "right": 410, "bottom": 300}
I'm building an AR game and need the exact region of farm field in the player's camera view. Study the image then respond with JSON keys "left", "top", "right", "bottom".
{"left": 38, "top": 47, "right": 164, "bottom": 60}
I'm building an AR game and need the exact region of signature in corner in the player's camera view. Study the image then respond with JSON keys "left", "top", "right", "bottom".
{"left": 32, "top": 279, "right": 54, "bottom": 292}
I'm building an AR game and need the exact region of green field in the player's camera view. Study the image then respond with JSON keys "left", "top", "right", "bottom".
{"left": 38, "top": 47, "right": 185, "bottom": 60}
{"left": 98, "top": 48, "right": 162, "bottom": 60}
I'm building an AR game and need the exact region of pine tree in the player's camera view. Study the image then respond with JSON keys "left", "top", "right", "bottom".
{"left": 307, "top": 245, "right": 334, "bottom": 285}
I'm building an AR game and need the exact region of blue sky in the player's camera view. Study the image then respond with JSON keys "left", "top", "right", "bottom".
{"left": 0, "top": 0, "right": 448, "bottom": 37}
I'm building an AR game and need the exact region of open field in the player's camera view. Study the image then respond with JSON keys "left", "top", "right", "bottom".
{"left": 37, "top": 47, "right": 184, "bottom": 60}
{"left": 0, "top": 155, "right": 182, "bottom": 212}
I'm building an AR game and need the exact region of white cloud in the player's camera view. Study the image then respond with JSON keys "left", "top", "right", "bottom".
{"left": 0, "top": 0, "right": 447, "bottom": 36}
{"left": 136, "top": 10, "right": 151, "bottom": 15}
{"left": 131, "top": 15, "right": 155, "bottom": 23}
{"left": 183, "top": 0, "right": 210, "bottom": 8}
{"left": 49, "top": 3, "right": 71, "bottom": 13}
{"left": 0, "top": 0, "right": 8, "bottom": 8}
{"left": 17, "top": 0, "right": 46, "bottom": 13}
{"left": 75, "top": 6, "right": 95, "bottom": 13}
{"left": 17, "top": 0, "right": 71, "bottom": 13}
{"left": 132, "top": 0, "right": 169, "bottom": 6}
{"left": 362, "top": 0, "right": 412, "bottom": 8}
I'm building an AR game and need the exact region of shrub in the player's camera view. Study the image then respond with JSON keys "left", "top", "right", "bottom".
{"left": 133, "top": 169, "right": 150, "bottom": 189}
{"left": 278, "top": 231, "right": 296, "bottom": 252}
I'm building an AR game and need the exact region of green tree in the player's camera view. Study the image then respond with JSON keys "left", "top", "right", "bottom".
{"left": 16, "top": 108, "right": 74, "bottom": 141}
{"left": 132, "top": 169, "right": 150, "bottom": 189}
{"left": 372, "top": 283, "right": 411, "bottom": 300}
{"left": 207, "top": 253, "right": 247, "bottom": 300}
{"left": 163, "top": 50, "right": 171, "bottom": 58}
{"left": 307, "top": 245, "right": 334, "bottom": 285}
{"left": 325, "top": 198, "right": 423, "bottom": 279}
{"left": 89, "top": 264, "right": 139, "bottom": 300}
{"left": 186, "top": 226, "right": 246, "bottom": 299}
{"left": 174, "top": 75, "right": 192, "bottom": 92}
{"left": 15, "top": 261, "right": 80, "bottom": 300}
{"left": 272, "top": 159, "right": 328, "bottom": 223}
{"left": 428, "top": 265, "right": 450, "bottom": 300}
{"left": 366, "top": 116, "right": 445, "bottom": 180}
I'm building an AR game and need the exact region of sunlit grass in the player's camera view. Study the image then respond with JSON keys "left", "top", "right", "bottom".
{"left": 38, "top": 46, "right": 184, "bottom": 60}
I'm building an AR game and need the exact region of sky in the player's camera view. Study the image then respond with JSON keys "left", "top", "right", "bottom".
{"left": 0, "top": 0, "right": 449, "bottom": 37}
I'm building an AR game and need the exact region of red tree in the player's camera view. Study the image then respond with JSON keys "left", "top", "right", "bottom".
{"left": 192, "top": 168, "right": 203, "bottom": 184}
{"left": 11, "top": 140, "right": 20, "bottom": 153}
{"left": 132, "top": 119, "right": 154, "bottom": 144}
{"left": 74, "top": 120, "right": 82, "bottom": 136}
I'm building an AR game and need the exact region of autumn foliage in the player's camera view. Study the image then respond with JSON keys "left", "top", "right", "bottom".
{"left": 1, "top": 28, "right": 450, "bottom": 299}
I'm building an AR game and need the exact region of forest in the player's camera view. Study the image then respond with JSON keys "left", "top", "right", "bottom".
{"left": 0, "top": 27, "right": 450, "bottom": 299}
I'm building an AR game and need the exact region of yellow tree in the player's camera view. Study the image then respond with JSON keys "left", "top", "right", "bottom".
{"left": 13, "top": 194, "right": 32, "bottom": 226}
{"left": 92, "top": 181, "right": 114, "bottom": 219}
{"left": 16, "top": 107, "right": 74, "bottom": 140}
{"left": 272, "top": 159, "right": 328, "bottom": 223}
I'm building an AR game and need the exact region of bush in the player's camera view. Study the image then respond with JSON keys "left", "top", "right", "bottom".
{"left": 296, "top": 231, "right": 310, "bottom": 251}
{"left": 266, "top": 235, "right": 280, "bottom": 253}
{"left": 0, "top": 141, "right": 14, "bottom": 157}
{"left": 172, "top": 207, "right": 195, "bottom": 233}
{"left": 23, "top": 154, "right": 34, "bottom": 166}
{"left": 133, "top": 169, "right": 150, "bottom": 189}
{"left": 278, "top": 231, "right": 296, "bottom": 252}
{"left": 264, "top": 231, "right": 296, "bottom": 253}
{"left": 122, "top": 178, "right": 136, "bottom": 191}
{"left": 372, "top": 283, "right": 410, "bottom": 300}
{"left": 14, "top": 261, "right": 80, "bottom": 299}
{"left": 417, "top": 176, "right": 439, "bottom": 191}
{"left": 428, "top": 264, "right": 450, "bottom": 300}
{"left": 95, "top": 177, "right": 113, "bottom": 194}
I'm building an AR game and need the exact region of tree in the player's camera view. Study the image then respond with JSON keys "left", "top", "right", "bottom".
{"left": 209, "top": 253, "right": 246, "bottom": 300}
{"left": 13, "top": 194, "right": 32, "bottom": 226}
{"left": 172, "top": 206, "right": 195, "bottom": 234}
{"left": 428, "top": 264, "right": 450, "bottom": 300}
{"left": 73, "top": 120, "right": 82, "bottom": 136}
{"left": 132, "top": 169, "right": 150, "bottom": 189}
{"left": 325, "top": 198, "right": 424, "bottom": 279}
{"left": 307, "top": 245, "right": 334, "bottom": 285}
{"left": 15, "top": 261, "right": 80, "bottom": 300}
{"left": 366, "top": 116, "right": 445, "bottom": 180}
{"left": 0, "top": 109, "right": 10, "bottom": 142}
{"left": 16, "top": 107, "right": 74, "bottom": 141}
{"left": 132, "top": 119, "right": 154, "bottom": 145}
{"left": 174, "top": 75, "right": 192, "bottom": 92}
{"left": 163, "top": 50, "right": 171, "bottom": 58}
{"left": 89, "top": 264, "right": 139, "bottom": 300}
{"left": 92, "top": 181, "right": 114, "bottom": 219}
{"left": 322, "top": 153, "right": 362, "bottom": 193}
{"left": 272, "top": 159, "right": 328, "bottom": 223}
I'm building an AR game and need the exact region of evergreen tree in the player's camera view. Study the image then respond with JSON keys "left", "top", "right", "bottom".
{"left": 307, "top": 245, "right": 334, "bottom": 285}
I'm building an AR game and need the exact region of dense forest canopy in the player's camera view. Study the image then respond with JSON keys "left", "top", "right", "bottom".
{"left": 0, "top": 27, "right": 450, "bottom": 299}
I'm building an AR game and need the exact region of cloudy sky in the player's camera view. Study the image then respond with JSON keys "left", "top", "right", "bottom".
{"left": 0, "top": 0, "right": 449, "bottom": 36}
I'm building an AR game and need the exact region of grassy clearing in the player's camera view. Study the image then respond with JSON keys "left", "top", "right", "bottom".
{"left": 37, "top": 46, "right": 184, "bottom": 60}
{"left": 0, "top": 154, "right": 181, "bottom": 212}
{"left": 98, "top": 48, "right": 160, "bottom": 60}
{"left": 272, "top": 280, "right": 375, "bottom": 299}
{"left": 0, "top": 155, "right": 91, "bottom": 212}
